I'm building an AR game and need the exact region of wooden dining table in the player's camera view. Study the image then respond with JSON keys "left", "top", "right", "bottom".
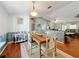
{"left": 31, "top": 32, "right": 49, "bottom": 58}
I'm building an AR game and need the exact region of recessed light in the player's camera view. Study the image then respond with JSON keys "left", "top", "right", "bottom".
{"left": 48, "top": 6, "right": 52, "bottom": 9}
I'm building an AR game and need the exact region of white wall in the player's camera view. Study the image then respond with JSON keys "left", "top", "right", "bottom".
{"left": 9, "top": 14, "right": 29, "bottom": 32}
{"left": 0, "top": 4, "right": 9, "bottom": 35}
{"left": 46, "top": 2, "right": 79, "bottom": 20}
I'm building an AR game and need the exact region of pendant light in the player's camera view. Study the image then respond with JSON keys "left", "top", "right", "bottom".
{"left": 30, "top": 1, "right": 38, "bottom": 17}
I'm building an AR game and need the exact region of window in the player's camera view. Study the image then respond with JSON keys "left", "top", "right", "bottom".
{"left": 70, "top": 24, "right": 77, "bottom": 29}
{"left": 62, "top": 24, "right": 77, "bottom": 31}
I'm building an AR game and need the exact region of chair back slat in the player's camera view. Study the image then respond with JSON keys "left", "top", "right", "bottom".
{"left": 45, "top": 32, "right": 56, "bottom": 57}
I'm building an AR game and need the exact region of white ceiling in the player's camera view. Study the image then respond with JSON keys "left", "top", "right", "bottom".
{"left": 54, "top": 18, "right": 79, "bottom": 23}
{"left": 0, "top": 1, "right": 73, "bottom": 16}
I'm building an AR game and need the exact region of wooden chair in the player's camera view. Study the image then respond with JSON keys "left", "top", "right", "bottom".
{"left": 41, "top": 32, "right": 56, "bottom": 58}
{"left": 27, "top": 32, "right": 38, "bottom": 55}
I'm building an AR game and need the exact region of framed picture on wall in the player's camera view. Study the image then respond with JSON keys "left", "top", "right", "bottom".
{"left": 17, "top": 17, "right": 24, "bottom": 24}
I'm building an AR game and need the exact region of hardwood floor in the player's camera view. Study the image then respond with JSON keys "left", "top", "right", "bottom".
{"left": 1, "top": 43, "right": 21, "bottom": 58}
{"left": 1, "top": 37, "right": 79, "bottom": 58}
{"left": 57, "top": 37, "right": 79, "bottom": 58}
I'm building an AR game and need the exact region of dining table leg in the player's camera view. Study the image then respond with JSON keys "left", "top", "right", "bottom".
{"left": 39, "top": 44, "right": 41, "bottom": 58}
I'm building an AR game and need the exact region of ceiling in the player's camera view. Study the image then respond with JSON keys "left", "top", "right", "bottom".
{"left": 0, "top": 1, "right": 73, "bottom": 16}
{"left": 53, "top": 18, "right": 79, "bottom": 23}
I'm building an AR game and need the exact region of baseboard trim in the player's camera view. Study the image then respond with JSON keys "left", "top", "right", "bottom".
{"left": 57, "top": 40, "right": 64, "bottom": 44}
{"left": 0, "top": 43, "right": 8, "bottom": 55}
{"left": 8, "top": 41, "right": 14, "bottom": 44}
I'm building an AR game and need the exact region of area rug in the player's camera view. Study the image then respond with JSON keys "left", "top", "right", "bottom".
{"left": 20, "top": 42, "right": 72, "bottom": 58}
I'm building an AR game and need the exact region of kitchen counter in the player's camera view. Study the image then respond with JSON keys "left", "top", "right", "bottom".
{"left": 47, "top": 30, "right": 65, "bottom": 43}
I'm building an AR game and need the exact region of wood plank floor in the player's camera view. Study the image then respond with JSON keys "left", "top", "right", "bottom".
{"left": 1, "top": 43, "right": 21, "bottom": 58}
{"left": 57, "top": 37, "right": 79, "bottom": 58}
{"left": 2, "top": 37, "right": 79, "bottom": 58}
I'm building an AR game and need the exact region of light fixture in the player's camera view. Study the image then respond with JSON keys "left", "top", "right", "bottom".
{"left": 30, "top": 1, "right": 38, "bottom": 17}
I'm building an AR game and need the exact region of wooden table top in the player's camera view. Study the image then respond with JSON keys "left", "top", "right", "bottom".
{"left": 31, "top": 32, "right": 49, "bottom": 45}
